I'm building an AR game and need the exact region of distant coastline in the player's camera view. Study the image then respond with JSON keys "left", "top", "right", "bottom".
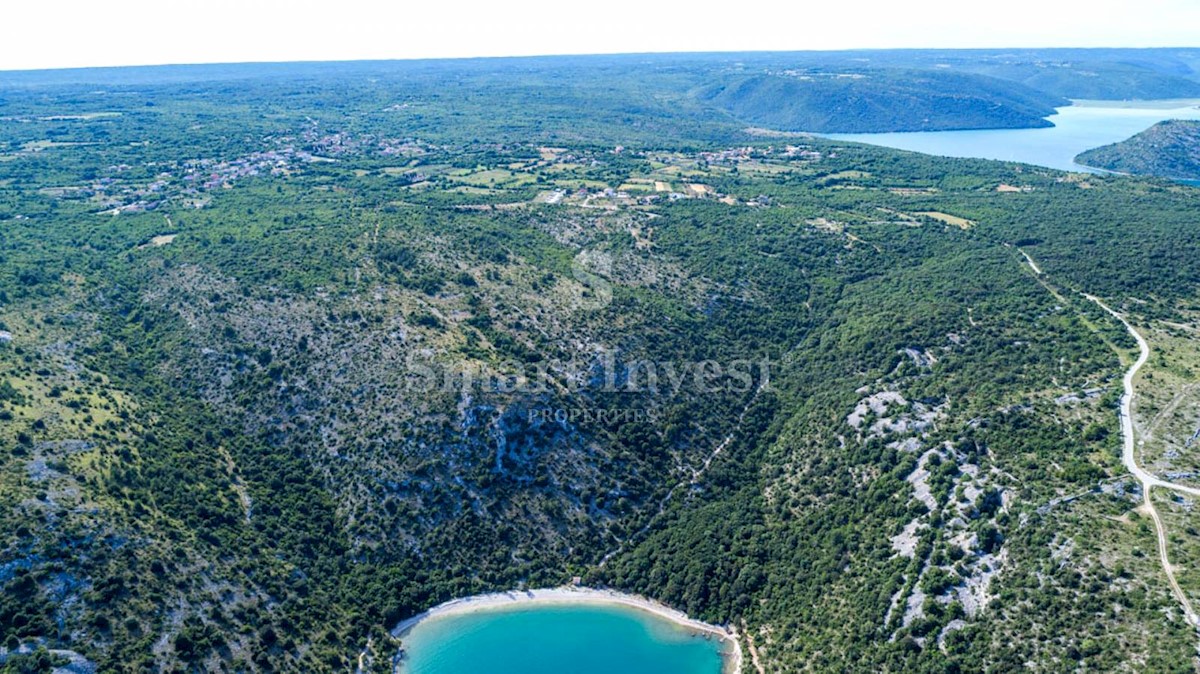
{"left": 392, "top": 586, "right": 743, "bottom": 674}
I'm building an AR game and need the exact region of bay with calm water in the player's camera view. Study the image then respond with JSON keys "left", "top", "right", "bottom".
{"left": 826, "top": 101, "right": 1200, "bottom": 172}
{"left": 396, "top": 603, "right": 727, "bottom": 674}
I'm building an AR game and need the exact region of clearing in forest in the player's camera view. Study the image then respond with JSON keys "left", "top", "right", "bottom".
{"left": 916, "top": 211, "right": 975, "bottom": 229}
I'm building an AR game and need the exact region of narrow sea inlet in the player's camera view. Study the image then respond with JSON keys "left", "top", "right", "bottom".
{"left": 826, "top": 100, "right": 1200, "bottom": 172}
{"left": 393, "top": 589, "right": 737, "bottom": 674}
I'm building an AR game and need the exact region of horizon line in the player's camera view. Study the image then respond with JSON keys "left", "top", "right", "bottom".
{"left": 4, "top": 44, "right": 1200, "bottom": 75}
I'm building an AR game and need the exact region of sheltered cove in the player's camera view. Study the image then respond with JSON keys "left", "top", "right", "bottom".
{"left": 392, "top": 586, "right": 743, "bottom": 674}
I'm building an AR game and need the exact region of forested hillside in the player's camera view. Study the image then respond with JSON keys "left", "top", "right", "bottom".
{"left": 695, "top": 69, "right": 1065, "bottom": 132}
{"left": 780, "top": 48, "right": 1200, "bottom": 100}
{"left": 3, "top": 55, "right": 1200, "bottom": 673}
{"left": 1077, "top": 119, "right": 1200, "bottom": 180}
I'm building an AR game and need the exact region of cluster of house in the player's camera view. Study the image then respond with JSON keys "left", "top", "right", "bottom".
{"left": 698, "top": 146, "right": 758, "bottom": 163}
{"left": 379, "top": 138, "right": 436, "bottom": 157}
{"left": 39, "top": 129, "right": 440, "bottom": 216}
{"left": 92, "top": 147, "right": 311, "bottom": 214}
{"left": 782, "top": 145, "right": 824, "bottom": 160}
{"left": 181, "top": 147, "right": 312, "bottom": 190}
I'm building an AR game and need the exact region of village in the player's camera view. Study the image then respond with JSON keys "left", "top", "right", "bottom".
{"left": 12, "top": 130, "right": 835, "bottom": 220}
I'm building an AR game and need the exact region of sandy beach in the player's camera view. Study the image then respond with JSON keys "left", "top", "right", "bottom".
{"left": 392, "top": 586, "right": 744, "bottom": 674}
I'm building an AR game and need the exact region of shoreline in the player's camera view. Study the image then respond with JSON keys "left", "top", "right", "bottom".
{"left": 391, "top": 586, "right": 743, "bottom": 674}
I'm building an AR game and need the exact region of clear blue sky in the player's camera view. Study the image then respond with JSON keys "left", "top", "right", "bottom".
{"left": 4, "top": 0, "right": 1200, "bottom": 71}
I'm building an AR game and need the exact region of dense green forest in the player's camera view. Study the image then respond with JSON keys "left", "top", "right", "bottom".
{"left": 696, "top": 69, "right": 1065, "bottom": 132}
{"left": 2, "top": 54, "right": 1200, "bottom": 673}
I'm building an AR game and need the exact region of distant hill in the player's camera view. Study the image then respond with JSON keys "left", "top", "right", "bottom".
{"left": 779, "top": 49, "right": 1200, "bottom": 100}
{"left": 8, "top": 48, "right": 1199, "bottom": 100}
{"left": 984, "top": 62, "right": 1200, "bottom": 100}
{"left": 1076, "top": 119, "right": 1200, "bottom": 180}
{"left": 695, "top": 69, "right": 1067, "bottom": 133}
{"left": 6, "top": 49, "right": 1200, "bottom": 135}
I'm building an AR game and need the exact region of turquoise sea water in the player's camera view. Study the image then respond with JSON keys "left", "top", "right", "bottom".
{"left": 826, "top": 101, "right": 1200, "bottom": 172}
{"left": 397, "top": 603, "right": 726, "bottom": 674}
